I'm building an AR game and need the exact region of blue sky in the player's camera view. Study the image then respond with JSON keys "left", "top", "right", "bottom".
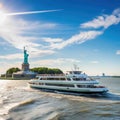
{"left": 0, "top": 0, "right": 120, "bottom": 75}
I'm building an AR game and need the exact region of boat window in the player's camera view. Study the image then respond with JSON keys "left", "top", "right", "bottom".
{"left": 77, "top": 85, "right": 83, "bottom": 87}
{"left": 77, "top": 85, "right": 97, "bottom": 88}
{"left": 41, "top": 78, "right": 47, "bottom": 80}
{"left": 70, "top": 72, "right": 72, "bottom": 74}
{"left": 73, "top": 71, "right": 81, "bottom": 74}
{"left": 74, "top": 71, "right": 77, "bottom": 74}
{"left": 77, "top": 85, "right": 87, "bottom": 88}
{"left": 45, "top": 83, "right": 74, "bottom": 87}
{"left": 40, "top": 77, "right": 67, "bottom": 80}
{"left": 67, "top": 78, "right": 71, "bottom": 81}
{"left": 73, "top": 78, "right": 86, "bottom": 81}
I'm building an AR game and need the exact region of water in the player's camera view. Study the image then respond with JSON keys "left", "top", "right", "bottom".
{"left": 0, "top": 78, "right": 120, "bottom": 120}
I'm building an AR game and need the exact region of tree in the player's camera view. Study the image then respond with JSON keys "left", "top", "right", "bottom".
{"left": 6, "top": 67, "right": 21, "bottom": 74}
{"left": 30, "top": 67, "right": 63, "bottom": 74}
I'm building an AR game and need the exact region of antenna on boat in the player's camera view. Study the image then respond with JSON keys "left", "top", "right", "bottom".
{"left": 73, "top": 64, "right": 79, "bottom": 71}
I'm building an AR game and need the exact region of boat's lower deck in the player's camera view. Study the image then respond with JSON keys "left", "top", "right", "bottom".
{"left": 29, "top": 84, "right": 108, "bottom": 93}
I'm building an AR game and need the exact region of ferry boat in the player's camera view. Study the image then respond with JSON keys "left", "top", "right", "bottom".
{"left": 28, "top": 71, "right": 108, "bottom": 93}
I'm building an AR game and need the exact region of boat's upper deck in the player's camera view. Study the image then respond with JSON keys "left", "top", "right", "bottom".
{"left": 35, "top": 74, "right": 67, "bottom": 81}
{"left": 33, "top": 71, "right": 95, "bottom": 81}
{"left": 66, "top": 71, "right": 88, "bottom": 78}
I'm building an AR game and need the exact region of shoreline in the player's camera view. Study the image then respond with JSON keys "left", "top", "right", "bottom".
{"left": 0, "top": 76, "right": 120, "bottom": 80}
{"left": 0, "top": 77, "right": 30, "bottom": 80}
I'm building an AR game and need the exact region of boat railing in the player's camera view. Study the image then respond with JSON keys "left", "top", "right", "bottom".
{"left": 87, "top": 86, "right": 105, "bottom": 88}
{"left": 70, "top": 77, "right": 96, "bottom": 81}
{"left": 77, "top": 85, "right": 105, "bottom": 88}
{"left": 37, "top": 74, "right": 65, "bottom": 76}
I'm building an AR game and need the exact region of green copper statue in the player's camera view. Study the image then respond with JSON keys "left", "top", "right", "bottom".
{"left": 24, "top": 47, "right": 29, "bottom": 64}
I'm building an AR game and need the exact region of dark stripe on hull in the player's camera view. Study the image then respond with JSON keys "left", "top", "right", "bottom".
{"left": 30, "top": 86, "right": 108, "bottom": 94}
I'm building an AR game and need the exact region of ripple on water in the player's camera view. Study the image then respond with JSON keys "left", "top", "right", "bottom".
{"left": 94, "top": 112, "right": 119, "bottom": 117}
{"left": 0, "top": 79, "right": 120, "bottom": 120}
{"left": 8, "top": 99, "right": 36, "bottom": 112}
{"left": 0, "top": 103, "right": 18, "bottom": 116}
{"left": 43, "top": 112, "right": 61, "bottom": 120}
{"left": 79, "top": 108, "right": 90, "bottom": 113}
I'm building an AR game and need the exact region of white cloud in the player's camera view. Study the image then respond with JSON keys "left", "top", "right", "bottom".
{"left": 0, "top": 18, "right": 36, "bottom": 50}
{"left": 0, "top": 62, "right": 21, "bottom": 74}
{"left": 14, "top": 20, "right": 57, "bottom": 31}
{"left": 116, "top": 50, "right": 120, "bottom": 55}
{"left": 0, "top": 50, "right": 55, "bottom": 60}
{"left": 0, "top": 8, "right": 120, "bottom": 61}
{"left": 31, "top": 58, "right": 81, "bottom": 72}
{"left": 42, "top": 37, "right": 63, "bottom": 44}
{"left": 0, "top": 14, "right": 103, "bottom": 55}
{"left": 30, "top": 50, "right": 55, "bottom": 58}
{"left": 112, "top": 8, "right": 120, "bottom": 16}
{"left": 0, "top": 53, "right": 23, "bottom": 60}
{"left": 0, "top": 16, "right": 57, "bottom": 52}
{"left": 90, "top": 61, "right": 99, "bottom": 64}
{"left": 0, "top": 58, "right": 80, "bottom": 74}
{"left": 32, "top": 58, "right": 80, "bottom": 65}
{"left": 47, "top": 31, "right": 103, "bottom": 49}
{"left": 43, "top": 8, "right": 120, "bottom": 50}
{"left": 80, "top": 8, "right": 120, "bottom": 29}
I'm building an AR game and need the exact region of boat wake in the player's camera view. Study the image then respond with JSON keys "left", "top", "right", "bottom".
{"left": 29, "top": 87, "right": 120, "bottom": 101}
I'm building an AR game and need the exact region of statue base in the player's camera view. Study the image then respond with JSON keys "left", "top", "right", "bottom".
{"left": 22, "top": 63, "right": 29, "bottom": 71}
{"left": 12, "top": 71, "right": 36, "bottom": 79}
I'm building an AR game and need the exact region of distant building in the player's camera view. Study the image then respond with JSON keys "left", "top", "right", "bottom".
{"left": 102, "top": 73, "right": 105, "bottom": 77}
{"left": 12, "top": 47, "right": 36, "bottom": 79}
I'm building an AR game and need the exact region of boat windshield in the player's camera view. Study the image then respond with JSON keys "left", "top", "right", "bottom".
{"left": 67, "top": 71, "right": 82, "bottom": 75}
{"left": 73, "top": 71, "right": 81, "bottom": 74}
{"left": 35, "top": 76, "right": 39, "bottom": 79}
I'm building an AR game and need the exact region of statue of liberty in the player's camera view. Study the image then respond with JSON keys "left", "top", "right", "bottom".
{"left": 24, "top": 47, "right": 29, "bottom": 64}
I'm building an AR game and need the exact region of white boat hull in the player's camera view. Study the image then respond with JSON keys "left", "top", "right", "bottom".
{"left": 29, "top": 84, "right": 108, "bottom": 93}
{"left": 28, "top": 71, "right": 108, "bottom": 93}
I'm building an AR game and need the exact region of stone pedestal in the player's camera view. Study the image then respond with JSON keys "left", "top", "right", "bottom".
{"left": 22, "top": 63, "right": 29, "bottom": 71}
{"left": 12, "top": 47, "right": 36, "bottom": 80}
